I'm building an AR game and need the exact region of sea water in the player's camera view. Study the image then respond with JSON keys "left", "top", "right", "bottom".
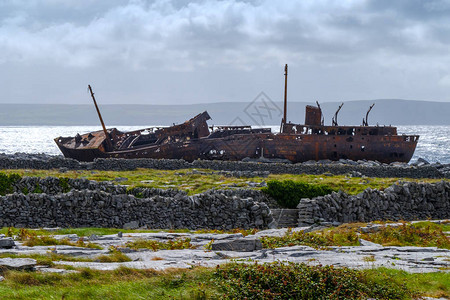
{"left": 0, "top": 125, "right": 448, "bottom": 164}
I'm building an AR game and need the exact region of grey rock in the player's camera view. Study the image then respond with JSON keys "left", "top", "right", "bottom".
{"left": 123, "top": 221, "right": 139, "bottom": 230}
{"left": 0, "top": 238, "right": 15, "bottom": 249}
{"left": 211, "top": 238, "right": 262, "bottom": 252}
{"left": 0, "top": 258, "right": 36, "bottom": 270}
{"left": 359, "top": 239, "right": 382, "bottom": 247}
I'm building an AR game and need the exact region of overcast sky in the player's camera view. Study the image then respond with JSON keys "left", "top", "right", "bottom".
{"left": 1, "top": 0, "right": 450, "bottom": 105}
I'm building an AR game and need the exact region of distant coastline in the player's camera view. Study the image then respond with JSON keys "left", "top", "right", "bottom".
{"left": 0, "top": 99, "right": 449, "bottom": 126}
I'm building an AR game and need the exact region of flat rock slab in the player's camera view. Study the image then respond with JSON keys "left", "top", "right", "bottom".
{"left": 0, "top": 238, "right": 15, "bottom": 249}
{"left": 211, "top": 238, "right": 262, "bottom": 252}
{"left": 0, "top": 258, "right": 36, "bottom": 270}
{"left": 53, "top": 245, "right": 450, "bottom": 273}
{"left": 35, "top": 266, "right": 78, "bottom": 274}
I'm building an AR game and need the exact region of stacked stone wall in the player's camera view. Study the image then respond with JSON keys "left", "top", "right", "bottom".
{"left": 0, "top": 177, "right": 273, "bottom": 230}
{"left": 0, "top": 154, "right": 448, "bottom": 178}
{"left": 298, "top": 181, "right": 450, "bottom": 225}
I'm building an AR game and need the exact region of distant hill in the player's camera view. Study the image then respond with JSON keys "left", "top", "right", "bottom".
{"left": 0, "top": 99, "right": 448, "bottom": 126}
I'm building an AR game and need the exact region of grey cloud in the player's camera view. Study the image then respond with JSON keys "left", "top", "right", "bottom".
{"left": 1, "top": 0, "right": 450, "bottom": 104}
{"left": 1, "top": 0, "right": 450, "bottom": 70}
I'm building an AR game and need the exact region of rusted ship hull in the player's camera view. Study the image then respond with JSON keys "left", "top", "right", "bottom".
{"left": 55, "top": 67, "right": 419, "bottom": 164}
{"left": 55, "top": 130, "right": 418, "bottom": 163}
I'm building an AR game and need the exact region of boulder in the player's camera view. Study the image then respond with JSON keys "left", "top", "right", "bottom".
{"left": 211, "top": 238, "right": 262, "bottom": 252}
{"left": 123, "top": 221, "right": 139, "bottom": 230}
{"left": 0, "top": 238, "right": 15, "bottom": 249}
{"left": 0, "top": 258, "right": 36, "bottom": 270}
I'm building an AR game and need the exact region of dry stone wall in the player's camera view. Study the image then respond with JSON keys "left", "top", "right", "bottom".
{"left": 298, "top": 181, "right": 450, "bottom": 226}
{"left": 0, "top": 153, "right": 448, "bottom": 178}
{"left": 0, "top": 177, "right": 273, "bottom": 229}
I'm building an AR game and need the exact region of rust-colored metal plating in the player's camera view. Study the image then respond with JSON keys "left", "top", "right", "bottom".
{"left": 55, "top": 67, "right": 419, "bottom": 163}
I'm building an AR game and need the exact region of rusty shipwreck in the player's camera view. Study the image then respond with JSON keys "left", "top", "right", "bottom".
{"left": 55, "top": 65, "right": 419, "bottom": 163}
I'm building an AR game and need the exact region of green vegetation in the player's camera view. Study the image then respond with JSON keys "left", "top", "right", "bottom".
{"left": 262, "top": 179, "right": 335, "bottom": 208}
{"left": 97, "top": 247, "right": 132, "bottom": 263}
{"left": 0, "top": 267, "right": 218, "bottom": 299}
{"left": 0, "top": 264, "right": 447, "bottom": 299}
{"left": 261, "top": 221, "right": 450, "bottom": 249}
{"left": 59, "top": 177, "right": 71, "bottom": 193}
{"left": 6, "top": 228, "right": 102, "bottom": 249}
{"left": 215, "top": 262, "right": 419, "bottom": 299}
{"left": 0, "top": 253, "right": 94, "bottom": 265}
{"left": 125, "top": 238, "right": 195, "bottom": 251}
{"left": 1, "top": 169, "right": 447, "bottom": 196}
{"left": 363, "top": 222, "right": 450, "bottom": 249}
{"left": 0, "top": 227, "right": 258, "bottom": 238}
{"left": 261, "top": 227, "right": 360, "bottom": 249}
{"left": 0, "top": 173, "right": 21, "bottom": 195}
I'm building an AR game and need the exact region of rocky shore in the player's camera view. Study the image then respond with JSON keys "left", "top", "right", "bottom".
{"left": 1, "top": 153, "right": 450, "bottom": 178}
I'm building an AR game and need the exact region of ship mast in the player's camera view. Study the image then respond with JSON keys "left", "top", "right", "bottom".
{"left": 281, "top": 64, "right": 288, "bottom": 132}
{"left": 88, "top": 85, "right": 113, "bottom": 150}
{"left": 283, "top": 64, "right": 288, "bottom": 124}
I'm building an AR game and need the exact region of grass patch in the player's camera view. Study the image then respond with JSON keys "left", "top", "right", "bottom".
{"left": 360, "top": 222, "right": 450, "bottom": 249}
{"left": 0, "top": 262, "right": 446, "bottom": 299}
{"left": 0, "top": 267, "right": 219, "bottom": 299}
{"left": 1, "top": 264, "right": 446, "bottom": 299}
{"left": 96, "top": 247, "right": 132, "bottom": 263}
{"left": 1, "top": 169, "right": 447, "bottom": 196}
{"left": 364, "top": 268, "right": 450, "bottom": 299}
{"left": 261, "top": 221, "right": 450, "bottom": 249}
{"left": 0, "top": 253, "right": 94, "bottom": 265}
{"left": 125, "top": 238, "right": 195, "bottom": 251}
{"left": 6, "top": 228, "right": 102, "bottom": 249}
{"left": 261, "top": 227, "right": 360, "bottom": 249}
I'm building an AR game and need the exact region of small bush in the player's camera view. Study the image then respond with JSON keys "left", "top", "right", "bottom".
{"left": 215, "top": 262, "right": 417, "bottom": 299}
{"left": 0, "top": 173, "right": 22, "bottom": 196}
{"left": 262, "top": 180, "right": 334, "bottom": 208}
{"left": 59, "top": 178, "right": 71, "bottom": 193}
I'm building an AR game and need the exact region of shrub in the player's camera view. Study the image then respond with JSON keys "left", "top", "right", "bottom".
{"left": 0, "top": 173, "right": 22, "bottom": 196}
{"left": 215, "top": 262, "right": 417, "bottom": 299}
{"left": 262, "top": 180, "right": 334, "bottom": 208}
{"left": 59, "top": 178, "right": 71, "bottom": 193}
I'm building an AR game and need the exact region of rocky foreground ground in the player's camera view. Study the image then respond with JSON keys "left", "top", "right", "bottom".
{"left": 0, "top": 221, "right": 448, "bottom": 275}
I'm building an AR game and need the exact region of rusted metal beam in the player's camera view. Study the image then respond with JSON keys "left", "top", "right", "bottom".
{"left": 88, "top": 85, "right": 113, "bottom": 150}
{"left": 332, "top": 102, "right": 344, "bottom": 126}
{"left": 283, "top": 64, "right": 288, "bottom": 125}
{"left": 363, "top": 103, "right": 375, "bottom": 126}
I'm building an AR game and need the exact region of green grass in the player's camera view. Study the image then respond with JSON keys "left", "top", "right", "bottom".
{"left": 0, "top": 227, "right": 259, "bottom": 238}
{"left": 0, "top": 264, "right": 447, "bottom": 299}
{"left": 0, "top": 253, "right": 95, "bottom": 265}
{"left": 362, "top": 222, "right": 450, "bottom": 248}
{"left": 364, "top": 268, "right": 450, "bottom": 299}
{"left": 125, "top": 238, "right": 195, "bottom": 251}
{"left": 0, "top": 267, "right": 219, "bottom": 300}
{"left": 261, "top": 221, "right": 450, "bottom": 249}
{"left": 1, "top": 169, "right": 447, "bottom": 196}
